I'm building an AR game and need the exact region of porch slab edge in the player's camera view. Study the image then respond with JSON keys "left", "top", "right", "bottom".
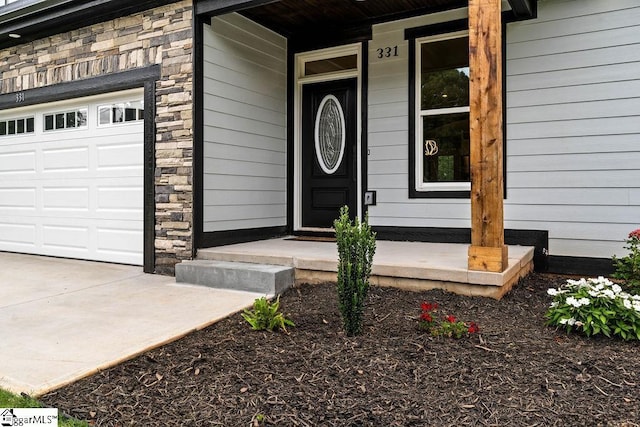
{"left": 296, "top": 257, "right": 533, "bottom": 300}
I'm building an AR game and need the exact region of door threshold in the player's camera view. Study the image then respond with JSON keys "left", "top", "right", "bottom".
{"left": 296, "top": 227, "right": 334, "bottom": 233}
{"left": 286, "top": 236, "right": 336, "bottom": 242}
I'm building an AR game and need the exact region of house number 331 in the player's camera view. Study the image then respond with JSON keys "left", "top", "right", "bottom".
{"left": 376, "top": 46, "right": 399, "bottom": 59}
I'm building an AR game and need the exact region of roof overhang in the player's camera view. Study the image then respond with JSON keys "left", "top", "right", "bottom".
{"left": 0, "top": 0, "right": 176, "bottom": 49}
{"left": 195, "top": 0, "right": 537, "bottom": 39}
{"left": 508, "top": 0, "right": 536, "bottom": 19}
{"left": 0, "top": 0, "right": 537, "bottom": 50}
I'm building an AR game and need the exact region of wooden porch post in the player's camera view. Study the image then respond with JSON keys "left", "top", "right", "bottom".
{"left": 468, "top": 0, "right": 508, "bottom": 272}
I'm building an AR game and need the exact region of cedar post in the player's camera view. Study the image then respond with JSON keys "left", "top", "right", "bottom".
{"left": 468, "top": 0, "right": 508, "bottom": 272}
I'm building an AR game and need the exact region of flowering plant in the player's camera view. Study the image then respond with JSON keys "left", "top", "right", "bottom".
{"left": 612, "top": 228, "right": 640, "bottom": 294}
{"left": 546, "top": 276, "right": 640, "bottom": 341}
{"left": 418, "top": 301, "right": 480, "bottom": 338}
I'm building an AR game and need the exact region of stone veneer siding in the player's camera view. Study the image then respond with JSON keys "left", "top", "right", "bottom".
{"left": 0, "top": 1, "right": 194, "bottom": 274}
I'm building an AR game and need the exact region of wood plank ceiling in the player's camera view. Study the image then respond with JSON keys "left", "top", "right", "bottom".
{"left": 241, "top": 0, "right": 468, "bottom": 36}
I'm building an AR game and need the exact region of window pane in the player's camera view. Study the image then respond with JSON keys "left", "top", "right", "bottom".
{"left": 16, "top": 119, "right": 24, "bottom": 133}
{"left": 26, "top": 117, "right": 34, "bottom": 133}
{"left": 124, "top": 107, "right": 137, "bottom": 121}
{"left": 99, "top": 107, "right": 110, "bottom": 125}
{"left": 45, "top": 115, "right": 54, "bottom": 131}
{"left": 55, "top": 113, "right": 65, "bottom": 129}
{"left": 66, "top": 112, "right": 76, "bottom": 128}
{"left": 421, "top": 36, "right": 469, "bottom": 110}
{"left": 8, "top": 120, "right": 15, "bottom": 134}
{"left": 0, "top": 122, "right": 6, "bottom": 136}
{"left": 305, "top": 55, "right": 357, "bottom": 76}
{"left": 422, "top": 112, "right": 470, "bottom": 183}
{"left": 138, "top": 109, "right": 144, "bottom": 120}
{"left": 112, "top": 106, "right": 124, "bottom": 123}
{"left": 77, "top": 110, "right": 87, "bottom": 127}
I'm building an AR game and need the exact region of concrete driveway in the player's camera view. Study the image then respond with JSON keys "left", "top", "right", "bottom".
{"left": 0, "top": 252, "right": 263, "bottom": 396}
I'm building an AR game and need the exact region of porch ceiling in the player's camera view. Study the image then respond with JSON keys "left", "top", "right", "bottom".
{"left": 239, "top": 0, "right": 468, "bottom": 37}
{"left": 196, "top": 0, "right": 537, "bottom": 42}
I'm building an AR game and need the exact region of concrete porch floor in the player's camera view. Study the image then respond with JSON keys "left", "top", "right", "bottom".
{"left": 198, "top": 238, "right": 535, "bottom": 299}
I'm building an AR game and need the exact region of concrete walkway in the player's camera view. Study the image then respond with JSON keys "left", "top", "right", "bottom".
{"left": 0, "top": 252, "right": 264, "bottom": 396}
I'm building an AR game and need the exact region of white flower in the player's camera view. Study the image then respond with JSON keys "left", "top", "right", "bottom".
{"left": 565, "top": 296, "right": 579, "bottom": 307}
{"left": 623, "top": 299, "right": 632, "bottom": 310}
{"left": 588, "top": 290, "right": 599, "bottom": 297}
{"left": 611, "top": 284, "right": 622, "bottom": 294}
{"left": 559, "top": 318, "right": 568, "bottom": 325}
{"left": 602, "top": 289, "right": 615, "bottom": 299}
{"left": 575, "top": 321, "right": 584, "bottom": 327}
{"left": 567, "top": 318, "right": 576, "bottom": 326}
{"left": 632, "top": 295, "right": 640, "bottom": 301}
{"left": 578, "top": 298, "right": 590, "bottom": 306}
{"left": 550, "top": 301, "right": 559, "bottom": 308}
{"left": 547, "top": 288, "right": 559, "bottom": 296}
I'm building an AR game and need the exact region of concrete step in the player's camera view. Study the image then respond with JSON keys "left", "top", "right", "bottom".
{"left": 175, "top": 260, "right": 294, "bottom": 295}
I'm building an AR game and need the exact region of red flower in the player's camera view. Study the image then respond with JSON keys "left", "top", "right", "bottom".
{"left": 420, "top": 312, "right": 433, "bottom": 322}
{"left": 421, "top": 302, "right": 437, "bottom": 312}
{"left": 445, "top": 315, "right": 456, "bottom": 323}
{"left": 629, "top": 229, "right": 640, "bottom": 239}
{"left": 467, "top": 322, "right": 480, "bottom": 334}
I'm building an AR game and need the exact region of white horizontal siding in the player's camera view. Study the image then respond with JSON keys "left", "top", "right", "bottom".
{"left": 367, "top": 7, "right": 472, "bottom": 229}
{"left": 364, "top": 0, "right": 639, "bottom": 260}
{"left": 505, "top": 0, "right": 640, "bottom": 258}
{"left": 202, "top": 13, "right": 287, "bottom": 233}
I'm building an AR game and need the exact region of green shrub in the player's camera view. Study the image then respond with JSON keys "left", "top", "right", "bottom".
{"left": 242, "top": 296, "right": 294, "bottom": 333}
{"left": 334, "top": 206, "right": 376, "bottom": 336}
{"left": 612, "top": 229, "right": 640, "bottom": 294}
{"left": 545, "top": 277, "right": 640, "bottom": 341}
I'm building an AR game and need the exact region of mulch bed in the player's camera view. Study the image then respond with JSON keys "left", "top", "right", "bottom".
{"left": 41, "top": 273, "right": 640, "bottom": 426}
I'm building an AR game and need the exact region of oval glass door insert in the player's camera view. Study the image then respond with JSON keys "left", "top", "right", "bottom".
{"left": 314, "top": 94, "right": 345, "bottom": 174}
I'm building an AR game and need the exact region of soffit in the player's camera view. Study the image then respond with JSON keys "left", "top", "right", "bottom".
{"left": 240, "top": 0, "right": 468, "bottom": 37}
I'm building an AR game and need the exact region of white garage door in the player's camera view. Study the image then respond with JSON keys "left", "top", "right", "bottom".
{"left": 0, "top": 89, "right": 145, "bottom": 265}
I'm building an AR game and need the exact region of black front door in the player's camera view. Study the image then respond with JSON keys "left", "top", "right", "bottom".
{"left": 301, "top": 79, "right": 357, "bottom": 228}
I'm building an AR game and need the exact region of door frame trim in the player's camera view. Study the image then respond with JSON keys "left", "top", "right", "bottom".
{"left": 294, "top": 43, "right": 363, "bottom": 231}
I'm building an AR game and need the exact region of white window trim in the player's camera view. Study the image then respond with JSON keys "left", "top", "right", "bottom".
{"left": 414, "top": 30, "right": 470, "bottom": 193}
{"left": 0, "top": 115, "right": 35, "bottom": 137}
{"left": 97, "top": 100, "right": 144, "bottom": 127}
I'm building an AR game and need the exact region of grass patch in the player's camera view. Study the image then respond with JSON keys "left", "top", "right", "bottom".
{"left": 0, "top": 388, "right": 87, "bottom": 427}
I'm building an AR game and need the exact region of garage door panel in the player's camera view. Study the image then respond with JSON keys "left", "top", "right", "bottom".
{"left": 0, "top": 188, "right": 36, "bottom": 210}
{"left": 97, "top": 226, "right": 143, "bottom": 254}
{"left": 0, "top": 89, "right": 145, "bottom": 265}
{"left": 42, "top": 187, "right": 90, "bottom": 211}
{"left": 0, "top": 150, "right": 36, "bottom": 175}
{"left": 42, "top": 224, "right": 89, "bottom": 251}
{"left": 97, "top": 186, "right": 143, "bottom": 212}
{"left": 0, "top": 222, "right": 36, "bottom": 248}
{"left": 42, "top": 146, "right": 89, "bottom": 172}
{"left": 97, "top": 142, "right": 143, "bottom": 169}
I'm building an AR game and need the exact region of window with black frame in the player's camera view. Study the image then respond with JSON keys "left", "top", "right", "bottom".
{"left": 415, "top": 32, "right": 470, "bottom": 193}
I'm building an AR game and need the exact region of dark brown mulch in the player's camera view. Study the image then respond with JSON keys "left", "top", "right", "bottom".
{"left": 41, "top": 274, "right": 639, "bottom": 427}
